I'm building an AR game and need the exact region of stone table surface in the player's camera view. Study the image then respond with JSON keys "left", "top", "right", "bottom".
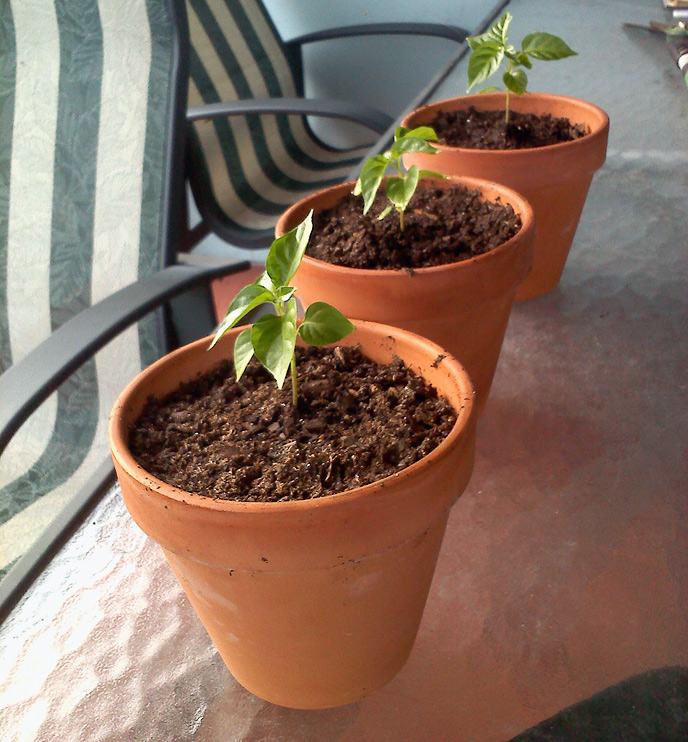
{"left": 1, "top": 0, "right": 687, "bottom": 740}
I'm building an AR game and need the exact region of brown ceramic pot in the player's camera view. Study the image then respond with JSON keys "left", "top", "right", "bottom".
{"left": 400, "top": 93, "right": 609, "bottom": 301}
{"left": 276, "top": 176, "right": 534, "bottom": 414}
{"left": 109, "top": 320, "right": 476, "bottom": 709}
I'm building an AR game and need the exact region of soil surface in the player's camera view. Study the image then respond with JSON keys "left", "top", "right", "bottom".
{"left": 431, "top": 106, "right": 588, "bottom": 150}
{"left": 129, "top": 346, "right": 457, "bottom": 503}
{"left": 307, "top": 184, "right": 521, "bottom": 270}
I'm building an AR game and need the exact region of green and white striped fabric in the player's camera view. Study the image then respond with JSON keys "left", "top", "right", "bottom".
{"left": 0, "top": 0, "right": 177, "bottom": 577}
{"left": 186, "top": 0, "right": 372, "bottom": 246}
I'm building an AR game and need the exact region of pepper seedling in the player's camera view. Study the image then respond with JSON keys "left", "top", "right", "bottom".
{"left": 209, "top": 212, "right": 354, "bottom": 408}
{"left": 466, "top": 12, "right": 577, "bottom": 124}
{"left": 353, "top": 126, "right": 446, "bottom": 231}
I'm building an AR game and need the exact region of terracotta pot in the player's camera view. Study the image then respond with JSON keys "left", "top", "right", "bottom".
{"left": 108, "top": 320, "right": 476, "bottom": 709}
{"left": 400, "top": 93, "right": 609, "bottom": 300}
{"left": 276, "top": 177, "right": 534, "bottom": 414}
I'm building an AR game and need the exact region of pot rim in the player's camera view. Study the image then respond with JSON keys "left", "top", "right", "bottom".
{"left": 279, "top": 175, "right": 535, "bottom": 279}
{"left": 400, "top": 91, "right": 610, "bottom": 158}
{"left": 108, "top": 320, "right": 475, "bottom": 516}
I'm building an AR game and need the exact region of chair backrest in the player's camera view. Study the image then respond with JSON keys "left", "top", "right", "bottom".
{"left": 0, "top": 0, "right": 186, "bottom": 577}
{"left": 186, "top": 0, "right": 364, "bottom": 248}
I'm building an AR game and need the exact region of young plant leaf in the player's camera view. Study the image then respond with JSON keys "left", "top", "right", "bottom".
{"left": 467, "top": 32, "right": 491, "bottom": 51}
{"left": 489, "top": 11, "right": 512, "bottom": 45}
{"left": 521, "top": 32, "right": 577, "bottom": 60}
{"left": 210, "top": 212, "right": 355, "bottom": 408}
{"left": 467, "top": 10, "right": 512, "bottom": 51}
{"left": 467, "top": 40, "right": 504, "bottom": 92}
{"left": 465, "top": 13, "right": 577, "bottom": 121}
{"left": 396, "top": 125, "right": 439, "bottom": 142}
{"left": 254, "top": 271, "right": 276, "bottom": 292}
{"left": 356, "top": 126, "right": 444, "bottom": 231}
{"left": 503, "top": 68, "right": 528, "bottom": 95}
{"left": 274, "top": 286, "right": 296, "bottom": 302}
{"left": 210, "top": 283, "right": 274, "bottom": 349}
{"left": 233, "top": 328, "right": 254, "bottom": 380}
{"left": 251, "top": 300, "right": 297, "bottom": 388}
{"left": 418, "top": 169, "right": 447, "bottom": 181}
{"left": 386, "top": 166, "right": 419, "bottom": 212}
{"left": 506, "top": 49, "right": 533, "bottom": 69}
{"left": 391, "top": 136, "right": 439, "bottom": 156}
{"left": 298, "top": 302, "right": 355, "bottom": 346}
{"left": 265, "top": 210, "right": 313, "bottom": 287}
{"left": 354, "top": 154, "right": 390, "bottom": 214}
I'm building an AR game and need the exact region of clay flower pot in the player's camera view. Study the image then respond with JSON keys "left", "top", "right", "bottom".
{"left": 109, "top": 320, "right": 476, "bottom": 709}
{"left": 400, "top": 93, "right": 609, "bottom": 301}
{"left": 276, "top": 176, "right": 534, "bottom": 414}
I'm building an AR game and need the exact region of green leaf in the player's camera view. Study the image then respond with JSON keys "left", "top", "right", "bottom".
{"left": 477, "top": 86, "right": 501, "bottom": 94}
{"left": 254, "top": 271, "right": 275, "bottom": 292}
{"left": 505, "top": 49, "right": 533, "bottom": 69}
{"left": 395, "top": 125, "right": 438, "bottom": 142}
{"left": 503, "top": 68, "right": 528, "bottom": 95}
{"left": 521, "top": 32, "right": 577, "bottom": 60}
{"left": 391, "top": 136, "right": 438, "bottom": 156}
{"left": 466, "top": 32, "right": 490, "bottom": 51}
{"left": 251, "top": 304, "right": 297, "bottom": 388}
{"left": 489, "top": 11, "right": 512, "bottom": 45}
{"left": 265, "top": 211, "right": 313, "bottom": 287}
{"left": 233, "top": 328, "right": 254, "bottom": 381}
{"left": 418, "top": 169, "right": 447, "bottom": 180}
{"left": 467, "top": 12, "right": 511, "bottom": 49}
{"left": 285, "top": 296, "right": 298, "bottom": 323}
{"left": 404, "top": 166, "right": 421, "bottom": 203}
{"left": 467, "top": 41, "right": 504, "bottom": 92}
{"left": 298, "top": 302, "right": 355, "bottom": 346}
{"left": 209, "top": 283, "right": 274, "bottom": 349}
{"left": 386, "top": 166, "right": 419, "bottom": 212}
{"left": 378, "top": 205, "right": 393, "bottom": 220}
{"left": 354, "top": 154, "right": 390, "bottom": 214}
{"left": 274, "top": 286, "right": 296, "bottom": 302}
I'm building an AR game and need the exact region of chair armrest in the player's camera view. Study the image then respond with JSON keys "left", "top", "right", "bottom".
{"left": 0, "top": 259, "right": 249, "bottom": 455}
{"left": 286, "top": 23, "right": 468, "bottom": 47}
{"left": 187, "top": 97, "right": 394, "bottom": 136}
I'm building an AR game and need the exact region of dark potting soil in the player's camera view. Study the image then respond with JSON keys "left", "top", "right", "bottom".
{"left": 129, "top": 345, "right": 457, "bottom": 504}
{"left": 307, "top": 184, "right": 521, "bottom": 270}
{"left": 431, "top": 106, "right": 588, "bottom": 150}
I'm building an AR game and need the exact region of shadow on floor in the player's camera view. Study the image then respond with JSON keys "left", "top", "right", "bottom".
{"left": 507, "top": 666, "right": 688, "bottom": 741}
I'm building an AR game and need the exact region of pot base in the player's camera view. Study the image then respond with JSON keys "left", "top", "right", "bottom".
{"left": 512, "top": 175, "right": 596, "bottom": 301}
{"left": 165, "top": 514, "right": 449, "bottom": 709}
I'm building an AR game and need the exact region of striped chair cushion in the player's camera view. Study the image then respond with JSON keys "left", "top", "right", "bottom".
{"left": 0, "top": 0, "right": 177, "bottom": 577}
{"left": 186, "top": 0, "right": 371, "bottom": 246}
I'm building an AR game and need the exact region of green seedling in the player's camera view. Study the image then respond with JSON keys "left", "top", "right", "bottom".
{"left": 353, "top": 126, "right": 446, "bottom": 231}
{"left": 466, "top": 12, "right": 577, "bottom": 123}
{"left": 210, "top": 212, "right": 354, "bottom": 408}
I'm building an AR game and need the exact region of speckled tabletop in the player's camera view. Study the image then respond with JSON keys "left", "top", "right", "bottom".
{"left": 1, "top": 0, "right": 687, "bottom": 740}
